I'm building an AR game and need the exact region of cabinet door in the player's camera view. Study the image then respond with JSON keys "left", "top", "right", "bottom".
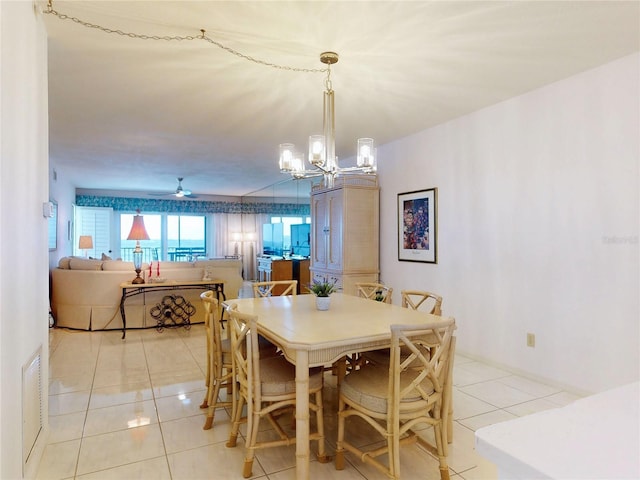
{"left": 326, "top": 189, "right": 344, "bottom": 271}
{"left": 311, "top": 193, "right": 328, "bottom": 269}
{"left": 342, "top": 187, "right": 379, "bottom": 272}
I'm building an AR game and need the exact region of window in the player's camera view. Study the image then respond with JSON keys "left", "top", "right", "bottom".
{"left": 167, "top": 215, "right": 206, "bottom": 260}
{"left": 119, "top": 213, "right": 206, "bottom": 262}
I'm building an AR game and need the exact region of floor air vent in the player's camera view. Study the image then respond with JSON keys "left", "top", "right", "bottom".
{"left": 23, "top": 347, "right": 43, "bottom": 468}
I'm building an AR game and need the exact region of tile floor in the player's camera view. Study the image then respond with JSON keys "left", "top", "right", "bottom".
{"left": 38, "top": 319, "right": 582, "bottom": 480}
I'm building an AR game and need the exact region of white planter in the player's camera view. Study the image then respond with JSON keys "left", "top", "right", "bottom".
{"left": 315, "top": 296, "right": 331, "bottom": 311}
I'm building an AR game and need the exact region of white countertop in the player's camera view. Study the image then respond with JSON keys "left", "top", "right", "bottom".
{"left": 475, "top": 381, "right": 639, "bottom": 479}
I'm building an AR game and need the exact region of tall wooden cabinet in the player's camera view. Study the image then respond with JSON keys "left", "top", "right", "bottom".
{"left": 309, "top": 176, "right": 379, "bottom": 295}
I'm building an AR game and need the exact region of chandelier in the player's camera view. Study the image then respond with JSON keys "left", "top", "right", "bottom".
{"left": 279, "top": 52, "right": 376, "bottom": 188}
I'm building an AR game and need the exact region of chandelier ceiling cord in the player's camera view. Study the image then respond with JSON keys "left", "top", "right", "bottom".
{"left": 42, "top": 0, "right": 326, "bottom": 74}
{"left": 279, "top": 52, "right": 376, "bottom": 188}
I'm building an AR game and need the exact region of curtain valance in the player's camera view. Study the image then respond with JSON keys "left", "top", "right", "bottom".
{"left": 76, "top": 195, "right": 310, "bottom": 216}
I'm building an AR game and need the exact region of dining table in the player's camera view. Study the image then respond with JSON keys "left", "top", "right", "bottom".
{"left": 224, "top": 292, "right": 454, "bottom": 480}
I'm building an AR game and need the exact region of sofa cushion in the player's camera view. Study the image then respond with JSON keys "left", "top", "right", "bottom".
{"left": 146, "top": 267, "right": 203, "bottom": 281}
{"left": 102, "top": 259, "right": 137, "bottom": 271}
{"left": 69, "top": 258, "right": 103, "bottom": 270}
{"left": 58, "top": 257, "right": 72, "bottom": 269}
{"left": 156, "top": 261, "right": 195, "bottom": 270}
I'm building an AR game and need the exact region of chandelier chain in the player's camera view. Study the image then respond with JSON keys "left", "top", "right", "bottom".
{"left": 43, "top": 1, "right": 327, "bottom": 74}
{"left": 325, "top": 62, "right": 333, "bottom": 91}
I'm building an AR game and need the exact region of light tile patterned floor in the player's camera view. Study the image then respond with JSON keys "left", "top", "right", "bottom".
{"left": 38, "top": 320, "right": 581, "bottom": 480}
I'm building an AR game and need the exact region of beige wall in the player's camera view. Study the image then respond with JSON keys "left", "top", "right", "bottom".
{"left": 0, "top": 2, "right": 50, "bottom": 478}
{"left": 378, "top": 53, "right": 639, "bottom": 394}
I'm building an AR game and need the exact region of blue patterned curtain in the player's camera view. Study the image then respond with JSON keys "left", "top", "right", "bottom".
{"left": 76, "top": 195, "right": 310, "bottom": 216}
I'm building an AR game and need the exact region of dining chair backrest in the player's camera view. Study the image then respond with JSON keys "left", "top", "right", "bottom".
{"left": 200, "top": 290, "right": 233, "bottom": 429}
{"left": 227, "top": 306, "right": 295, "bottom": 420}
{"left": 355, "top": 282, "right": 393, "bottom": 304}
{"left": 389, "top": 318, "right": 456, "bottom": 412}
{"left": 401, "top": 290, "right": 443, "bottom": 315}
{"left": 201, "top": 291, "right": 223, "bottom": 364}
{"left": 201, "top": 289, "right": 215, "bottom": 318}
{"left": 335, "top": 317, "right": 456, "bottom": 478}
{"left": 253, "top": 280, "right": 298, "bottom": 297}
{"left": 200, "top": 290, "right": 216, "bottom": 392}
{"left": 227, "top": 305, "right": 252, "bottom": 405}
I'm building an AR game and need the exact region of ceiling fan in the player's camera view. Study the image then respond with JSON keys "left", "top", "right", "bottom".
{"left": 150, "top": 177, "right": 198, "bottom": 198}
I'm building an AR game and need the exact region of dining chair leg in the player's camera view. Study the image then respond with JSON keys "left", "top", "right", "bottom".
{"left": 226, "top": 394, "right": 245, "bottom": 448}
{"left": 447, "top": 402, "right": 454, "bottom": 444}
{"left": 390, "top": 423, "right": 400, "bottom": 479}
{"left": 445, "top": 337, "right": 456, "bottom": 445}
{"left": 434, "top": 420, "right": 450, "bottom": 480}
{"left": 314, "top": 390, "right": 330, "bottom": 463}
{"left": 242, "top": 411, "right": 261, "bottom": 478}
{"left": 203, "top": 376, "right": 223, "bottom": 430}
{"left": 335, "top": 397, "right": 346, "bottom": 470}
{"left": 200, "top": 336, "right": 212, "bottom": 409}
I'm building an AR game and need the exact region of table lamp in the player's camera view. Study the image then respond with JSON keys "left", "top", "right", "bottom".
{"left": 127, "top": 211, "right": 150, "bottom": 284}
{"left": 231, "top": 232, "right": 242, "bottom": 256}
{"left": 78, "top": 235, "right": 93, "bottom": 257}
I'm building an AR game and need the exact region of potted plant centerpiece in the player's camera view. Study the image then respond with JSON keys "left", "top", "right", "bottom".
{"left": 308, "top": 279, "right": 337, "bottom": 311}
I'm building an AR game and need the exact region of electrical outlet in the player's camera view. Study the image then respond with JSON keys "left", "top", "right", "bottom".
{"left": 526, "top": 333, "right": 535, "bottom": 348}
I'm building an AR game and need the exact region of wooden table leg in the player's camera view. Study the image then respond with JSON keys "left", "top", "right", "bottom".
{"left": 295, "top": 350, "right": 310, "bottom": 480}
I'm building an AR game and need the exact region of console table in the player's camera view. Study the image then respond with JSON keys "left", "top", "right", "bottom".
{"left": 119, "top": 280, "right": 225, "bottom": 339}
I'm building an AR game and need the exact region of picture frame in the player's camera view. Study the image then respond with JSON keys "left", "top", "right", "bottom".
{"left": 398, "top": 188, "right": 437, "bottom": 263}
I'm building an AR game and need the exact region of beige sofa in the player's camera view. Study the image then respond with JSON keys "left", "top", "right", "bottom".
{"left": 51, "top": 257, "right": 243, "bottom": 331}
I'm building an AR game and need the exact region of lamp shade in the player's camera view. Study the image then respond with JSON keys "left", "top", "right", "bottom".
{"left": 78, "top": 235, "right": 93, "bottom": 249}
{"left": 127, "top": 214, "right": 150, "bottom": 241}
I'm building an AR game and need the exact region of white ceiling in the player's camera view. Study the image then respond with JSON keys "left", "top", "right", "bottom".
{"left": 43, "top": 1, "right": 639, "bottom": 199}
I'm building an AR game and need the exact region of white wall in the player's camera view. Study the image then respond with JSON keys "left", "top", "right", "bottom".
{"left": 379, "top": 53, "right": 639, "bottom": 394}
{"left": 49, "top": 161, "right": 76, "bottom": 269}
{"left": 0, "top": 2, "right": 50, "bottom": 478}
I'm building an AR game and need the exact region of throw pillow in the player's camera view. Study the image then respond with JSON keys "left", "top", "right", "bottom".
{"left": 101, "top": 252, "right": 112, "bottom": 261}
{"left": 69, "top": 258, "right": 103, "bottom": 271}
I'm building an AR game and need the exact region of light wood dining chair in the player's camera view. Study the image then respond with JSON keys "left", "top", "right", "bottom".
{"left": 363, "top": 289, "right": 444, "bottom": 365}
{"left": 335, "top": 318, "right": 456, "bottom": 480}
{"left": 355, "top": 282, "right": 393, "bottom": 303}
{"left": 225, "top": 307, "right": 329, "bottom": 478}
{"left": 365, "top": 289, "right": 453, "bottom": 443}
{"left": 252, "top": 280, "right": 297, "bottom": 297}
{"left": 199, "top": 291, "right": 233, "bottom": 430}
{"left": 349, "top": 282, "right": 394, "bottom": 370}
{"left": 401, "top": 290, "right": 443, "bottom": 314}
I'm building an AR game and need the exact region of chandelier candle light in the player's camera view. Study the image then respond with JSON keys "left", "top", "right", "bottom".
{"left": 127, "top": 211, "right": 150, "bottom": 284}
{"left": 279, "top": 52, "right": 376, "bottom": 188}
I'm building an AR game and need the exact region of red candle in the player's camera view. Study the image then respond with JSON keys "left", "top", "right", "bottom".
{"left": 157, "top": 261, "right": 160, "bottom": 277}
{"left": 149, "top": 261, "right": 152, "bottom": 277}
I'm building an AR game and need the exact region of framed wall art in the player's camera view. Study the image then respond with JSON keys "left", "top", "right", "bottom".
{"left": 398, "top": 188, "right": 437, "bottom": 263}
